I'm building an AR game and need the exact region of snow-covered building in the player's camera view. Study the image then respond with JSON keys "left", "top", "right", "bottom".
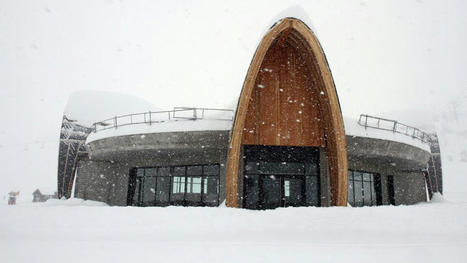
{"left": 58, "top": 16, "right": 442, "bottom": 209}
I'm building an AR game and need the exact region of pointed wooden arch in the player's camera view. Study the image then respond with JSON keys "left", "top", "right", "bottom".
{"left": 225, "top": 18, "right": 348, "bottom": 207}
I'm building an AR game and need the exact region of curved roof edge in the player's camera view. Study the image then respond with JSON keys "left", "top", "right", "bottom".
{"left": 343, "top": 117, "right": 431, "bottom": 152}
{"left": 86, "top": 119, "right": 232, "bottom": 144}
{"left": 86, "top": 115, "right": 430, "bottom": 153}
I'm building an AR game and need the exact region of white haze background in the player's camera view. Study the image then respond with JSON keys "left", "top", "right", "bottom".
{"left": 0, "top": 0, "right": 466, "bottom": 199}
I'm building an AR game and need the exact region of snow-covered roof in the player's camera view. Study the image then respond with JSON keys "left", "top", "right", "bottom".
{"left": 86, "top": 113, "right": 430, "bottom": 152}
{"left": 86, "top": 119, "right": 232, "bottom": 143}
{"left": 343, "top": 116, "right": 431, "bottom": 152}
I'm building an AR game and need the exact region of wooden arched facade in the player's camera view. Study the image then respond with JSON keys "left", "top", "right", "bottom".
{"left": 225, "top": 18, "right": 348, "bottom": 207}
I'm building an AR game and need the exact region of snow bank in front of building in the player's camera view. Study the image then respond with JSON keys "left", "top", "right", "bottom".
{"left": 86, "top": 119, "right": 233, "bottom": 143}
{"left": 1, "top": 197, "right": 467, "bottom": 263}
{"left": 42, "top": 198, "right": 108, "bottom": 207}
{"left": 343, "top": 116, "right": 431, "bottom": 152}
{"left": 430, "top": 193, "right": 445, "bottom": 203}
{"left": 15, "top": 198, "right": 108, "bottom": 207}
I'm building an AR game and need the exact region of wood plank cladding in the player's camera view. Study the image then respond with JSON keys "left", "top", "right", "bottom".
{"left": 225, "top": 18, "right": 348, "bottom": 207}
{"left": 242, "top": 40, "right": 325, "bottom": 147}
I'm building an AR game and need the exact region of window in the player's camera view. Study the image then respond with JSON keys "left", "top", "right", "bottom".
{"left": 284, "top": 180, "right": 290, "bottom": 197}
{"left": 187, "top": 177, "right": 202, "bottom": 193}
{"left": 129, "top": 164, "right": 220, "bottom": 207}
{"left": 348, "top": 170, "right": 378, "bottom": 207}
{"left": 172, "top": 176, "right": 185, "bottom": 194}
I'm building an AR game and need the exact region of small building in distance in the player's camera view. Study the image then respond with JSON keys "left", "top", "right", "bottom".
{"left": 32, "top": 189, "right": 58, "bottom": 203}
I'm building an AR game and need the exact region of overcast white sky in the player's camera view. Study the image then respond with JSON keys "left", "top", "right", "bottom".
{"left": 0, "top": 0, "right": 466, "bottom": 198}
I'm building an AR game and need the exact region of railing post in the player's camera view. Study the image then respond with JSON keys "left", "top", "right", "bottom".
{"left": 149, "top": 111, "right": 152, "bottom": 125}
{"left": 114, "top": 116, "right": 118, "bottom": 129}
{"left": 364, "top": 115, "right": 368, "bottom": 129}
{"left": 393, "top": 121, "right": 397, "bottom": 133}
{"left": 193, "top": 108, "right": 197, "bottom": 119}
{"left": 168, "top": 111, "right": 171, "bottom": 120}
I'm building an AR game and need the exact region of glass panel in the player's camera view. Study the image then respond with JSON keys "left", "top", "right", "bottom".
{"left": 348, "top": 170, "right": 379, "bottom": 206}
{"left": 285, "top": 178, "right": 304, "bottom": 207}
{"left": 348, "top": 178, "right": 354, "bottom": 206}
{"left": 142, "top": 177, "right": 156, "bottom": 203}
{"left": 354, "top": 180, "right": 363, "bottom": 207}
{"left": 145, "top": 168, "right": 157, "bottom": 177}
{"left": 260, "top": 162, "right": 304, "bottom": 175}
{"left": 172, "top": 166, "right": 185, "bottom": 176}
{"left": 284, "top": 180, "right": 290, "bottom": 197}
{"left": 261, "top": 176, "right": 281, "bottom": 209}
{"left": 137, "top": 168, "right": 144, "bottom": 177}
{"left": 171, "top": 176, "right": 185, "bottom": 203}
{"left": 363, "top": 181, "right": 372, "bottom": 206}
{"left": 185, "top": 176, "right": 202, "bottom": 203}
{"left": 203, "top": 165, "right": 219, "bottom": 175}
{"left": 306, "top": 176, "right": 320, "bottom": 206}
{"left": 187, "top": 166, "right": 202, "bottom": 176}
{"left": 245, "top": 162, "right": 260, "bottom": 173}
{"left": 305, "top": 163, "right": 319, "bottom": 176}
{"left": 187, "top": 177, "right": 202, "bottom": 193}
{"left": 203, "top": 177, "right": 219, "bottom": 205}
{"left": 353, "top": 171, "right": 363, "bottom": 181}
{"left": 362, "top": 172, "right": 371, "bottom": 181}
{"left": 158, "top": 167, "right": 170, "bottom": 176}
{"left": 244, "top": 174, "right": 259, "bottom": 208}
{"left": 371, "top": 182, "right": 377, "bottom": 206}
{"left": 156, "top": 176, "right": 170, "bottom": 203}
{"left": 172, "top": 176, "right": 185, "bottom": 193}
{"left": 133, "top": 178, "right": 141, "bottom": 205}
{"left": 203, "top": 178, "right": 208, "bottom": 194}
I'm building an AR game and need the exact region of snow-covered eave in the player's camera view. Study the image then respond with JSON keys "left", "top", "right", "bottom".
{"left": 86, "top": 119, "right": 233, "bottom": 144}
{"left": 343, "top": 117, "right": 431, "bottom": 152}
{"left": 86, "top": 116, "right": 431, "bottom": 153}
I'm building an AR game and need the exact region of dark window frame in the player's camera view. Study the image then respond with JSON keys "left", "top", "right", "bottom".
{"left": 128, "top": 164, "right": 220, "bottom": 207}
{"left": 243, "top": 145, "right": 321, "bottom": 209}
{"left": 348, "top": 170, "right": 381, "bottom": 207}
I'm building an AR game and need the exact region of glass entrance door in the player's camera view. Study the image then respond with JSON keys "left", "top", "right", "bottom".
{"left": 243, "top": 145, "right": 320, "bottom": 209}
{"left": 283, "top": 177, "right": 305, "bottom": 207}
{"left": 261, "top": 176, "right": 281, "bottom": 209}
{"left": 261, "top": 176, "right": 305, "bottom": 209}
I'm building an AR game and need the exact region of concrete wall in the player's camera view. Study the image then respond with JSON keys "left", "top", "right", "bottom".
{"left": 75, "top": 129, "right": 432, "bottom": 207}
{"left": 75, "top": 157, "right": 129, "bottom": 206}
{"left": 393, "top": 172, "right": 427, "bottom": 205}
{"left": 346, "top": 136, "right": 431, "bottom": 205}
{"left": 75, "top": 130, "right": 230, "bottom": 206}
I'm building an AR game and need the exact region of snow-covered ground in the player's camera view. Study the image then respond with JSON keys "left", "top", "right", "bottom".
{"left": 1, "top": 195, "right": 467, "bottom": 263}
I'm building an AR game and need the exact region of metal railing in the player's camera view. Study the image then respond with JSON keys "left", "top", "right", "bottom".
{"left": 92, "top": 107, "right": 234, "bottom": 132}
{"left": 358, "top": 114, "right": 432, "bottom": 144}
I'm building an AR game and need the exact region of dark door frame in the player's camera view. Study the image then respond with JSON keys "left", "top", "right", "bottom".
{"left": 242, "top": 145, "right": 320, "bottom": 209}
{"left": 258, "top": 174, "right": 306, "bottom": 209}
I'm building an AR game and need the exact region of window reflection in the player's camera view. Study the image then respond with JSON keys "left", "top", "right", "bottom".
{"left": 131, "top": 164, "right": 220, "bottom": 207}
{"left": 348, "top": 170, "right": 377, "bottom": 207}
